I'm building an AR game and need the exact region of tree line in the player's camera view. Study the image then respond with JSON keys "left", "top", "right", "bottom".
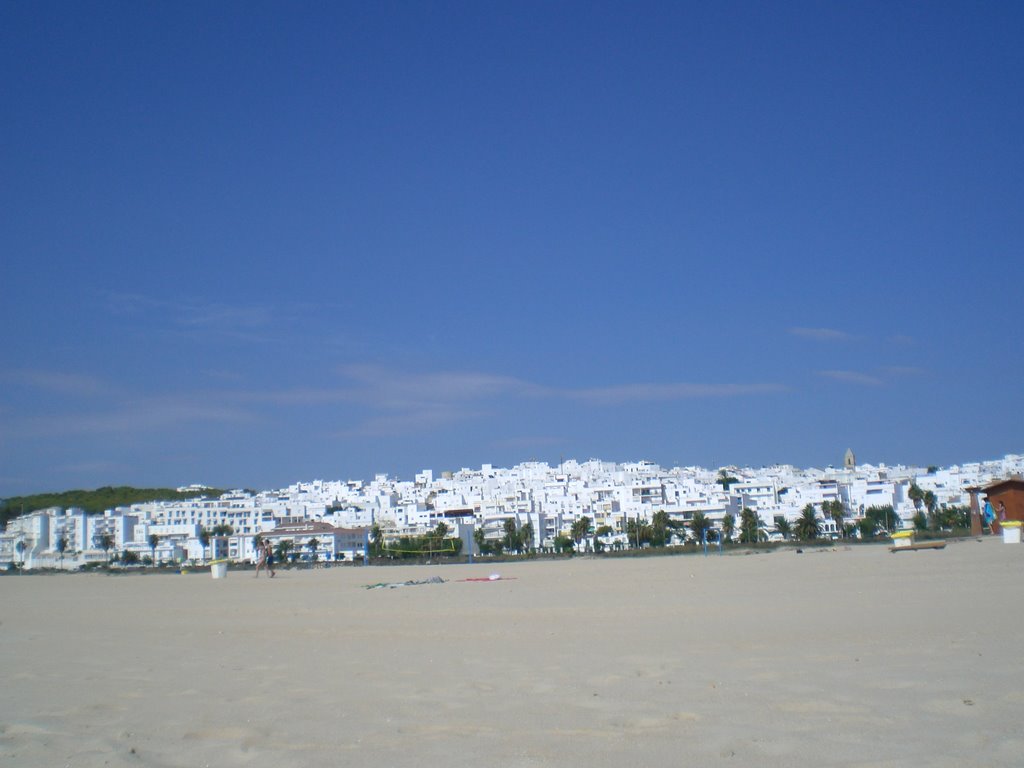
{"left": 368, "top": 522, "right": 464, "bottom": 560}
{"left": 1, "top": 486, "right": 226, "bottom": 528}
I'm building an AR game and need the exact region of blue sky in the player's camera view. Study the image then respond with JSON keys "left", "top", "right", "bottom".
{"left": 2, "top": 1, "right": 1021, "bottom": 495}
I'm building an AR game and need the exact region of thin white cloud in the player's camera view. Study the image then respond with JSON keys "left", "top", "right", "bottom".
{"left": 491, "top": 436, "right": 566, "bottom": 449}
{"left": 3, "top": 361, "right": 788, "bottom": 444}
{"left": 102, "top": 292, "right": 289, "bottom": 344}
{"left": 12, "top": 397, "right": 255, "bottom": 439}
{"left": 816, "top": 370, "right": 884, "bottom": 386}
{"left": 335, "top": 404, "right": 485, "bottom": 438}
{"left": 338, "top": 365, "right": 544, "bottom": 405}
{"left": 60, "top": 459, "right": 131, "bottom": 476}
{"left": 789, "top": 327, "right": 855, "bottom": 341}
{"left": 883, "top": 365, "right": 926, "bottom": 377}
{"left": 107, "top": 292, "right": 269, "bottom": 328}
{"left": 2, "top": 369, "right": 113, "bottom": 397}
{"left": 322, "top": 364, "right": 787, "bottom": 436}
{"left": 567, "top": 382, "right": 787, "bottom": 405}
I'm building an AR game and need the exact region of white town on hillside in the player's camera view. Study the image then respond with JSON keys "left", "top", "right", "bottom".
{"left": 2, "top": 451, "right": 1022, "bottom": 570}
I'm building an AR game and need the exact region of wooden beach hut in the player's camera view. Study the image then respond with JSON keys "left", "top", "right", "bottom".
{"left": 983, "top": 478, "right": 1024, "bottom": 522}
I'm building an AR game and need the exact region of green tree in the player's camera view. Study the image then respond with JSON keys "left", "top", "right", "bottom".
{"left": 421, "top": 523, "right": 451, "bottom": 556}
{"left": 56, "top": 535, "right": 68, "bottom": 569}
{"left": 721, "top": 512, "right": 735, "bottom": 542}
{"left": 716, "top": 469, "right": 739, "bottom": 491}
{"left": 0, "top": 485, "right": 227, "bottom": 527}
{"left": 307, "top": 537, "right": 320, "bottom": 563}
{"left": 120, "top": 549, "right": 140, "bottom": 565}
{"left": 739, "top": 508, "right": 759, "bottom": 544}
{"left": 625, "top": 517, "right": 649, "bottom": 548}
{"left": 689, "top": 511, "right": 713, "bottom": 544}
{"left": 774, "top": 516, "right": 791, "bottom": 540}
{"left": 370, "top": 524, "right": 383, "bottom": 557}
{"left": 794, "top": 505, "right": 821, "bottom": 541}
{"left": 95, "top": 532, "right": 115, "bottom": 562}
{"left": 148, "top": 533, "right": 160, "bottom": 566}
{"left": 923, "top": 491, "right": 939, "bottom": 529}
{"left": 15, "top": 539, "right": 27, "bottom": 570}
{"left": 857, "top": 517, "right": 877, "bottom": 540}
{"left": 503, "top": 518, "right": 521, "bottom": 554}
{"left": 275, "top": 539, "right": 294, "bottom": 564}
{"left": 473, "top": 527, "right": 489, "bottom": 555}
{"left": 908, "top": 482, "right": 924, "bottom": 512}
{"left": 824, "top": 500, "right": 845, "bottom": 537}
{"left": 520, "top": 521, "right": 534, "bottom": 552}
{"left": 939, "top": 505, "right": 970, "bottom": 530}
{"left": 864, "top": 505, "right": 898, "bottom": 533}
{"left": 570, "top": 516, "right": 592, "bottom": 549}
{"left": 553, "top": 534, "right": 575, "bottom": 554}
{"left": 650, "top": 510, "right": 675, "bottom": 546}
{"left": 198, "top": 528, "right": 211, "bottom": 562}
{"left": 912, "top": 511, "right": 928, "bottom": 532}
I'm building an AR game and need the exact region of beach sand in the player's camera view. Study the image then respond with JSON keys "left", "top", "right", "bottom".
{"left": 2, "top": 538, "right": 1023, "bottom": 767}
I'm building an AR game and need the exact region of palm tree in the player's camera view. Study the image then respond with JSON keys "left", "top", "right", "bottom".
{"left": 739, "top": 508, "right": 759, "bottom": 544}
{"left": 275, "top": 539, "right": 294, "bottom": 565}
{"left": 473, "top": 526, "right": 488, "bottom": 555}
{"left": 570, "top": 516, "right": 592, "bottom": 550}
{"left": 306, "top": 537, "right": 320, "bottom": 564}
{"left": 721, "top": 512, "right": 735, "bottom": 542}
{"left": 774, "top": 516, "right": 792, "bottom": 540}
{"left": 15, "top": 539, "right": 27, "bottom": 571}
{"left": 650, "top": 510, "right": 675, "bottom": 546}
{"left": 56, "top": 535, "right": 68, "bottom": 570}
{"left": 422, "top": 523, "right": 449, "bottom": 556}
{"left": 520, "top": 521, "right": 534, "bottom": 552}
{"left": 370, "top": 523, "right": 383, "bottom": 557}
{"left": 923, "top": 491, "right": 938, "bottom": 529}
{"left": 908, "top": 482, "right": 924, "bottom": 512}
{"left": 198, "top": 528, "right": 211, "bottom": 563}
{"left": 626, "top": 517, "right": 649, "bottom": 549}
{"left": 502, "top": 518, "right": 519, "bottom": 553}
{"left": 826, "top": 500, "right": 845, "bottom": 537}
{"left": 716, "top": 469, "right": 738, "bottom": 491}
{"left": 148, "top": 533, "right": 160, "bottom": 566}
{"left": 794, "top": 505, "right": 821, "bottom": 541}
{"left": 689, "top": 511, "right": 713, "bottom": 544}
{"left": 95, "top": 532, "right": 115, "bottom": 563}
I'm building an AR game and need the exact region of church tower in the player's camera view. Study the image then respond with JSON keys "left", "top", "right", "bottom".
{"left": 844, "top": 448, "right": 856, "bottom": 470}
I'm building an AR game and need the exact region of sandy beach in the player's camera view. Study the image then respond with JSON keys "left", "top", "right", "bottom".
{"left": 2, "top": 538, "right": 1023, "bottom": 767}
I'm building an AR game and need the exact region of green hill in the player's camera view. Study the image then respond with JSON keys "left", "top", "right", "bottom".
{"left": 0, "top": 486, "right": 227, "bottom": 528}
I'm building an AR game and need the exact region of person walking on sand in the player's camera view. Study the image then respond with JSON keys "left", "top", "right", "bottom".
{"left": 265, "top": 540, "right": 276, "bottom": 578}
{"left": 254, "top": 538, "right": 267, "bottom": 578}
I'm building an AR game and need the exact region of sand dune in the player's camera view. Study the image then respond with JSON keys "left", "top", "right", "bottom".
{"left": 2, "top": 539, "right": 1022, "bottom": 767}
